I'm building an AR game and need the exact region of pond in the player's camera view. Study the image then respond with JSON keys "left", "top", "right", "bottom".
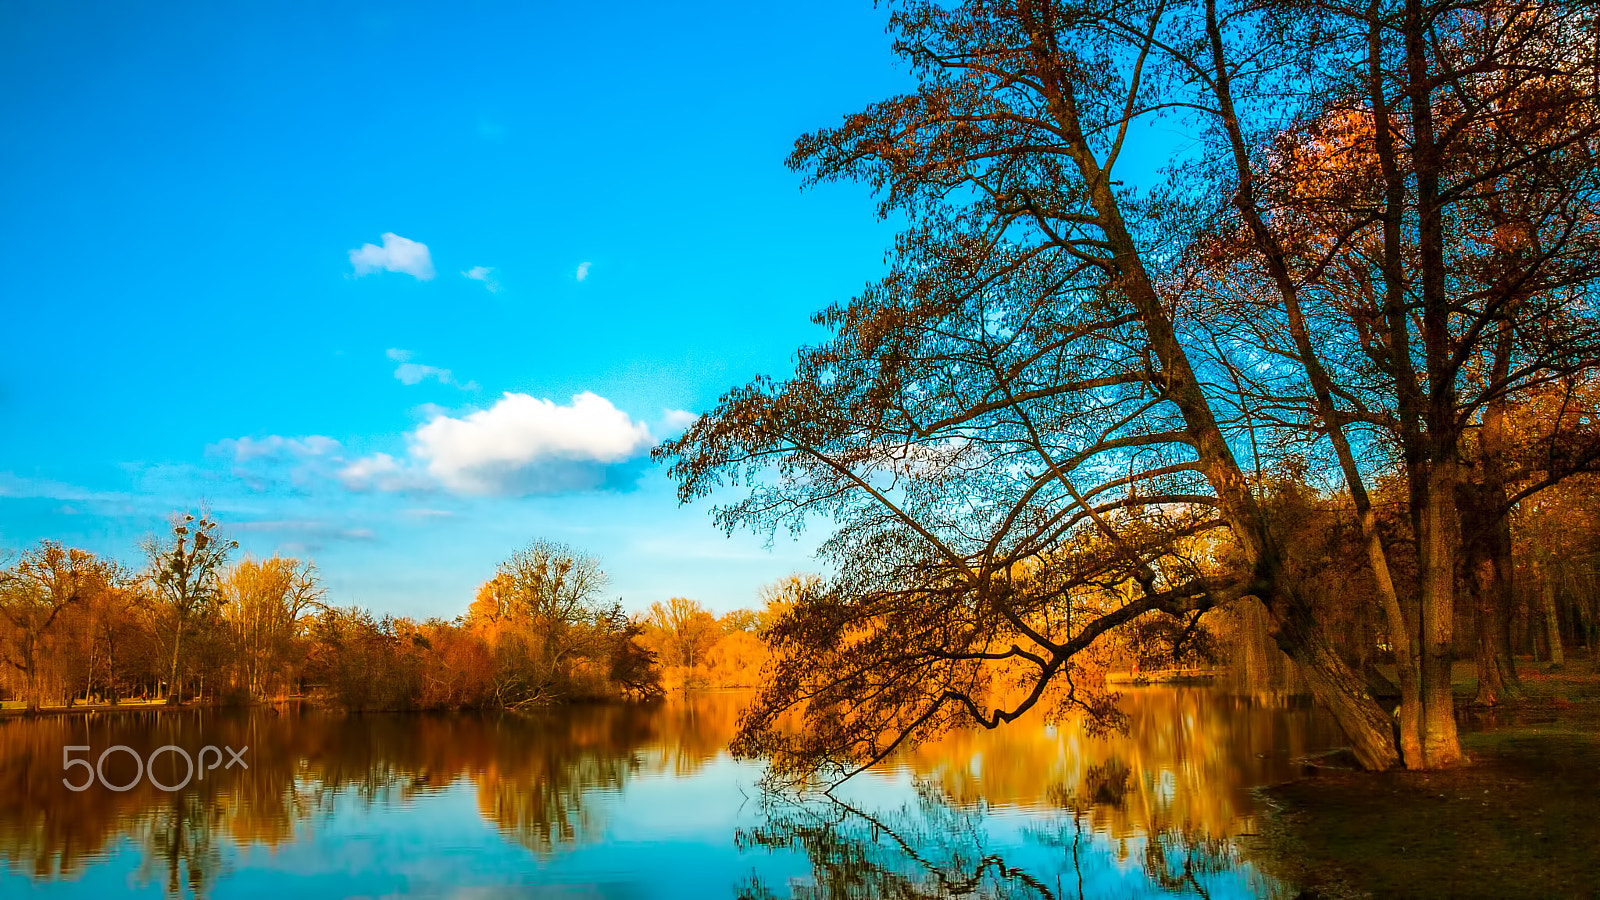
{"left": 0, "top": 688, "right": 1343, "bottom": 899}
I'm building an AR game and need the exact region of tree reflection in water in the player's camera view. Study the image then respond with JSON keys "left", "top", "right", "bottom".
{"left": 736, "top": 784, "right": 1290, "bottom": 900}
{"left": 137, "top": 792, "right": 226, "bottom": 900}
{"left": 738, "top": 787, "right": 1059, "bottom": 900}
{"left": 0, "top": 705, "right": 682, "bottom": 893}
{"left": 738, "top": 687, "right": 1332, "bottom": 899}
{"left": 0, "top": 689, "right": 1330, "bottom": 898}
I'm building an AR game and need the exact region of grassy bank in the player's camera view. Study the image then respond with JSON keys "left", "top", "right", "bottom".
{"left": 1245, "top": 659, "right": 1600, "bottom": 899}
{"left": 0, "top": 697, "right": 295, "bottom": 716}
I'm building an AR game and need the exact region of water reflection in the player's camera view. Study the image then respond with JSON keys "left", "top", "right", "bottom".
{"left": 908, "top": 689, "right": 1341, "bottom": 840}
{"left": 742, "top": 689, "right": 1332, "bottom": 900}
{"left": 737, "top": 790, "right": 1279, "bottom": 900}
{"left": 0, "top": 689, "right": 1334, "bottom": 898}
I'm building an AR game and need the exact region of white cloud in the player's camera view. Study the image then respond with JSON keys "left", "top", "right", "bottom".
{"left": 349, "top": 233, "right": 436, "bottom": 281}
{"left": 385, "top": 348, "right": 477, "bottom": 390}
{"left": 395, "top": 362, "right": 452, "bottom": 385}
{"left": 209, "top": 434, "right": 347, "bottom": 492}
{"left": 462, "top": 266, "right": 501, "bottom": 293}
{"left": 0, "top": 473, "right": 128, "bottom": 504}
{"left": 394, "top": 357, "right": 446, "bottom": 384}
{"left": 661, "top": 408, "right": 698, "bottom": 432}
{"left": 340, "top": 392, "right": 653, "bottom": 496}
{"left": 214, "top": 435, "right": 342, "bottom": 462}
{"left": 339, "top": 452, "right": 434, "bottom": 493}
{"left": 416, "top": 392, "right": 651, "bottom": 494}
{"left": 575, "top": 261, "right": 591, "bottom": 282}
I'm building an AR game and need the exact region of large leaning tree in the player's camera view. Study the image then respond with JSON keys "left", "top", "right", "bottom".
{"left": 659, "top": 238, "right": 1335, "bottom": 782}
{"left": 662, "top": 0, "right": 1600, "bottom": 774}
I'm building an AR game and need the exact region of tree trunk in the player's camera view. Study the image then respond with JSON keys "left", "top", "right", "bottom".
{"left": 1417, "top": 466, "right": 1463, "bottom": 767}
{"left": 23, "top": 635, "right": 39, "bottom": 715}
{"left": 1361, "top": 507, "right": 1422, "bottom": 767}
{"left": 84, "top": 638, "right": 96, "bottom": 705}
{"left": 1531, "top": 608, "right": 1543, "bottom": 662}
{"left": 1470, "top": 567, "right": 1523, "bottom": 705}
{"left": 1465, "top": 328, "right": 1525, "bottom": 706}
{"left": 107, "top": 643, "right": 120, "bottom": 705}
{"left": 1583, "top": 569, "right": 1599, "bottom": 660}
{"left": 167, "top": 623, "right": 183, "bottom": 706}
{"left": 1541, "top": 570, "right": 1565, "bottom": 669}
{"left": 1265, "top": 586, "right": 1402, "bottom": 770}
{"left": 1461, "top": 488, "right": 1524, "bottom": 706}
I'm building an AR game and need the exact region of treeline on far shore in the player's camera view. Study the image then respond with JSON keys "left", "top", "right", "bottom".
{"left": 0, "top": 511, "right": 787, "bottom": 713}
{"left": 14, "top": 480, "right": 1595, "bottom": 720}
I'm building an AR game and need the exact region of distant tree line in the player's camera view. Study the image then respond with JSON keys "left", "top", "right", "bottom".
{"left": 631, "top": 576, "right": 818, "bottom": 692}
{"left": 0, "top": 516, "right": 767, "bottom": 712}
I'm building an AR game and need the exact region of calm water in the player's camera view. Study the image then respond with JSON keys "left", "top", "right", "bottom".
{"left": 0, "top": 688, "right": 1341, "bottom": 899}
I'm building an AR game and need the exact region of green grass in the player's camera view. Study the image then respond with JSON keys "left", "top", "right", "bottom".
{"left": 1247, "top": 692, "right": 1600, "bottom": 899}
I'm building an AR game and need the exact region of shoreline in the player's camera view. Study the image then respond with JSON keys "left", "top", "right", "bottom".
{"left": 0, "top": 694, "right": 667, "bottom": 718}
{"left": 0, "top": 699, "right": 304, "bottom": 717}
{"left": 1241, "top": 660, "right": 1600, "bottom": 898}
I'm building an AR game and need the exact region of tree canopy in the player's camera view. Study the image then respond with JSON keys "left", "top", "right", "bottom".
{"left": 660, "top": 0, "right": 1600, "bottom": 776}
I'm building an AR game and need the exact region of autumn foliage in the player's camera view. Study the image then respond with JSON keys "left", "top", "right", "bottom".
{"left": 0, "top": 522, "right": 685, "bottom": 710}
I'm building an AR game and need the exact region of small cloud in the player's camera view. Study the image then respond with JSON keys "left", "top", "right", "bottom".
{"left": 660, "top": 408, "right": 698, "bottom": 432}
{"left": 575, "top": 261, "right": 591, "bottom": 282}
{"left": 339, "top": 452, "right": 434, "bottom": 493}
{"left": 413, "top": 402, "right": 451, "bottom": 420}
{"left": 0, "top": 474, "right": 134, "bottom": 515}
{"left": 395, "top": 362, "right": 453, "bottom": 386}
{"left": 463, "top": 266, "right": 502, "bottom": 293}
{"left": 385, "top": 349, "right": 477, "bottom": 390}
{"left": 209, "top": 434, "right": 347, "bottom": 492}
{"left": 402, "top": 508, "right": 455, "bottom": 520}
{"left": 212, "top": 435, "right": 343, "bottom": 462}
{"left": 349, "top": 233, "right": 436, "bottom": 281}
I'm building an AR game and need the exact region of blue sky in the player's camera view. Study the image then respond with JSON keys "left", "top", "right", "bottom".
{"left": 0, "top": 1, "right": 912, "bottom": 618}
